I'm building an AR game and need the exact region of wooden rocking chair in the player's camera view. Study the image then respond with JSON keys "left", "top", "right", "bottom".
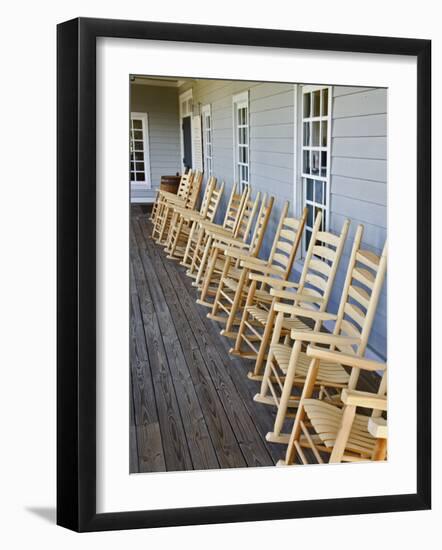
{"left": 150, "top": 170, "right": 193, "bottom": 225}
{"left": 280, "top": 345, "right": 387, "bottom": 465}
{"left": 205, "top": 204, "right": 307, "bottom": 337}
{"left": 231, "top": 211, "right": 349, "bottom": 379}
{"left": 192, "top": 192, "right": 261, "bottom": 290}
{"left": 153, "top": 170, "right": 203, "bottom": 244}
{"left": 196, "top": 193, "right": 274, "bottom": 307}
{"left": 164, "top": 177, "right": 224, "bottom": 261}
{"left": 150, "top": 170, "right": 194, "bottom": 228}
{"left": 256, "top": 229, "right": 387, "bottom": 445}
{"left": 181, "top": 183, "right": 251, "bottom": 278}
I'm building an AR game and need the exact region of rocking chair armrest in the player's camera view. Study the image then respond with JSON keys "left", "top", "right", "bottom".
{"left": 273, "top": 302, "right": 337, "bottom": 321}
{"left": 173, "top": 206, "right": 201, "bottom": 221}
{"left": 290, "top": 330, "right": 361, "bottom": 347}
{"left": 306, "top": 346, "right": 387, "bottom": 372}
{"left": 271, "top": 289, "right": 325, "bottom": 304}
{"left": 367, "top": 417, "right": 388, "bottom": 439}
{"left": 341, "top": 389, "right": 388, "bottom": 412}
{"left": 247, "top": 274, "right": 299, "bottom": 288}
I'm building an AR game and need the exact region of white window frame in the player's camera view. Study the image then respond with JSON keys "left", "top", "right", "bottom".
{"left": 130, "top": 112, "right": 151, "bottom": 190}
{"left": 201, "top": 104, "right": 213, "bottom": 178}
{"left": 232, "top": 90, "right": 250, "bottom": 191}
{"left": 179, "top": 89, "right": 193, "bottom": 172}
{"left": 299, "top": 85, "right": 332, "bottom": 253}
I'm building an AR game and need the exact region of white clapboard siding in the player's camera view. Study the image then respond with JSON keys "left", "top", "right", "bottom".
{"left": 131, "top": 84, "right": 181, "bottom": 201}
{"left": 328, "top": 86, "right": 388, "bottom": 358}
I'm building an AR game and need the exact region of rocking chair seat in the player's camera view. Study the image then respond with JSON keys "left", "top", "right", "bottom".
{"left": 223, "top": 278, "right": 274, "bottom": 304}
{"left": 246, "top": 306, "right": 311, "bottom": 331}
{"left": 303, "top": 399, "right": 376, "bottom": 456}
{"left": 270, "top": 344, "right": 351, "bottom": 385}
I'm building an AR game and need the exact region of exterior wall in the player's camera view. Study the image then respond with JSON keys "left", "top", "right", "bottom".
{"left": 151, "top": 79, "right": 388, "bottom": 358}
{"left": 328, "top": 86, "right": 388, "bottom": 358}
{"left": 179, "top": 80, "right": 295, "bottom": 254}
{"left": 130, "top": 84, "right": 181, "bottom": 202}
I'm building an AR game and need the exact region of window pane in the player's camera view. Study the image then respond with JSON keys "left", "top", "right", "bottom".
{"left": 134, "top": 151, "right": 144, "bottom": 161}
{"left": 303, "top": 93, "right": 311, "bottom": 118}
{"left": 306, "top": 178, "right": 313, "bottom": 201}
{"left": 303, "top": 150, "right": 310, "bottom": 174}
{"left": 315, "top": 180, "right": 323, "bottom": 204}
{"left": 135, "top": 172, "right": 145, "bottom": 181}
{"left": 303, "top": 122, "right": 310, "bottom": 146}
{"left": 322, "top": 88, "right": 328, "bottom": 116}
{"left": 130, "top": 161, "right": 135, "bottom": 171}
{"left": 134, "top": 141, "right": 143, "bottom": 151}
{"left": 133, "top": 130, "right": 143, "bottom": 140}
{"left": 313, "top": 90, "right": 321, "bottom": 117}
{"left": 312, "top": 121, "right": 320, "bottom": 146}
{"left": 321, "top": 121, "right": 328, "bottom": 146}
{"left": 311, "top": 151, "right": 320, "bottom": 175}
{"left": 305, "top": 229, "right": 312, "bottom": 250}
{"left": 307, "top": 204, "right": 314, "bottom": 227}
{"left": 136, "top": 162, "right": 145, "bottom": 172}
{"left": 132, "top": 119, "right": 142, "bottom": 129}
{"left": 321, "top": 151, "right": 327, "bottom": 176}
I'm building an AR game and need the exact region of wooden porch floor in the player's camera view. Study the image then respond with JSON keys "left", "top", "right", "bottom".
{"left": 130, "top": 205, "right": 288, "bottom": 473}
{"left": 129, "top": 205, "right": 380, "bottom": 473}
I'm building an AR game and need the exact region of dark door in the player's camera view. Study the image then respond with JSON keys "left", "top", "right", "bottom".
{"left": 182, "top": 116, "right": 192, "bottom": 170}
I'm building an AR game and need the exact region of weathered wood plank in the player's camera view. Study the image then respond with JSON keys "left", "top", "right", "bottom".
{"left": 140, "top": 220, "right": 268, "bottom": 468}
{"left": 129, "top": 369, "right": 140, "bottom": 474}
{"left": 139, "top": 220, "right": 281, "bottom": 467}
{"left": 136, "top": 221, "right": 246, "bottom": 469}
{"left": 130, "top": 234, "right": 193, "bottom": 472}
{"left": 132, "top": 220, "right": 220, "bottom": 471}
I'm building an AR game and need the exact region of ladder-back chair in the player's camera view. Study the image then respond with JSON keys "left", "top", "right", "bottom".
{"left": 192, "top": 190, "right": 263, "bottom": 290}
{"left": 154, "top": 170, "right": 203, "bottom": 244}
{"left": 281, "top": 346, "right": 387, "bottom": 465}
{"left": 150, "top": 170, "right": 193, "bottom": 225}
{"left": 164, "top": 177, "right": 224, "bottom": 260}
{"left": 196, "top": 193, "right": 274, "bottom": 306}
{"left": 206, "top": 204, "right": 307, "bottom": 338}
{"left": 231, "top": 212, "right": 348, "bottom": 379}
{"left": 257, "top": 230, "right": 387, "bottom": 444}
{"left": 182, "top": 183, "right": 250, "bottom": 278}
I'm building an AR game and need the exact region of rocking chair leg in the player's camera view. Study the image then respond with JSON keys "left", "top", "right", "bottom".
{"left": 231, "top": 280, "right": 257, "bottom": 355}
{"left": 182, "top": 222, "right": 196, "bottom": 266}
{"left": 196, "top": 235, "right": 213, "bottom": 287}
{"left": 273, "top": 340, "right": 302, "bottom": 436}
{"left": 199, "top": 243, "right": 217, "bottom": 301}
{"left": 254, "top": 302, "right": 277, "bottom": 376}
{"left": 285, "top": 358, "right": 320, "bottom": 465}
{"left": 225, "top": 268, "right": 248, "bottom": 333}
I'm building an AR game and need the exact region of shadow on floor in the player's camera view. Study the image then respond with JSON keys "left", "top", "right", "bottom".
{"left": 26, "top": 506, "right": 56, "bottom": 524}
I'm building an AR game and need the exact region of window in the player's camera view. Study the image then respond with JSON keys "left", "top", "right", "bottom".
{"left": 130, "top": 112, "right": 150, "bottom": 188}
{"left": 233, "top": 91, "right": 250, "bottom": 191}
{"left": 301, "top": 86, "right": 331, "bottom": 250}
{"left": 201, "top": 104, "right": 213, "bottom": 177}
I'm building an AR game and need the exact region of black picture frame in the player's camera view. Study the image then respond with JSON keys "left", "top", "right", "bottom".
{"left": 57, "top": 17, "right": 431, "bottom": 532}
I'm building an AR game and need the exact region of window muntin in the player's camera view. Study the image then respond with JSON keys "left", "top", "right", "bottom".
{"left": 201, "top": 105, "right": 213, "bottom": 178}
{"left": 233, "top": 93, "right": 250, "bottom": 191}
{"left": 301, "top": 86, "right": 331, "bottom": 250}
